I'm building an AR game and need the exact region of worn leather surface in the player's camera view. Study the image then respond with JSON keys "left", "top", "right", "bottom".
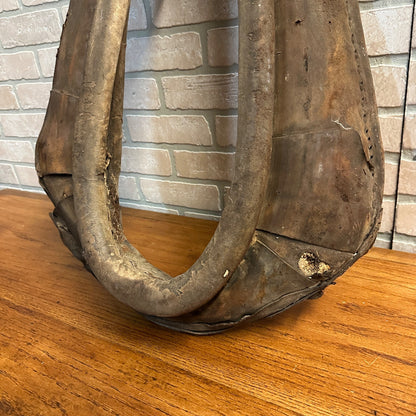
{"left": 36, "top": 0, "right": 383, "bottom": 334}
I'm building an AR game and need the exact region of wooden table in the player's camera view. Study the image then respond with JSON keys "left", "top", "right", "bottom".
{"left": 0, "top": 189, "right": 415, "bottom": 416}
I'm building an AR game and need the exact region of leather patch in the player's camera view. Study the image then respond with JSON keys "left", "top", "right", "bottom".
{"left": 258, "top": 126, "right": 375, "bottom": 253}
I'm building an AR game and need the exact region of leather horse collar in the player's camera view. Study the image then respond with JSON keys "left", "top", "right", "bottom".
{"left": 36, "top": 0, "right": 384, "bottom": 334}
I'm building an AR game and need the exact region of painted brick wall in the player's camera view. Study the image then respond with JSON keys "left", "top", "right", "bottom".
{"left": 393, "top": 10, "right": 416, "bottom": 253}
{"left": 359, "top": 0, "right": 416, "bottom": 253}
{"left": 0, "top": 0, "right": 415, "bottom": 253}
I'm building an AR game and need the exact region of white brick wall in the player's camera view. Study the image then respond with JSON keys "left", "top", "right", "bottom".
{"left": 149, "top": 0, "right": 238, "bottom": 28}
{"left": 359, "top": 1, "right": 416, "bottom": 254}
{"left": 0, "top": 0, "right": 415, "bottom": 253}
{"left": 361, "top": 5, "right": 413, "bottom": 55}
{"left": 161, "top": 74, "right": 238, "bottom": 110}
{"left": 0, "top": 85, "right": 18, "bottom": 109}
{"left": 125, "top": 33, "right": 203, "bottom": 72}
{"left": 0, "top": 9, "right": 62, "bottom": 48}
{"left": 126, "top": 115, "right": 213, "bottom": 145}
{"left": 123, "top": 78, "right": 161, "bottom": 110}
{"left": 0, "top": 1, "right": 19, "bottom": 13}
{"left": 0, "top": 51, "right": 40, "bottom": 80}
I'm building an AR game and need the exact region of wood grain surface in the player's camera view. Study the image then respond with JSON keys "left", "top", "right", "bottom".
{"left": 0, "top": 190, "right": 415, "bottom": 416}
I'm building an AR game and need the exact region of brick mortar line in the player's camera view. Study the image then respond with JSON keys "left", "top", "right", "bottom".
{"left": 0, "top": 159, "right": 36, "bottom": 165}
{"left": 140, "top": 0, "right": 152, "bottom": 30}
{"left": 121, "top": 202, "right": 180, "bottom": 216}
{"left": 377, "top": 107, "right": 407, "bottom": 116}
{"left": 369, "top": 54, "right": 412, "bottom": 66}
{"left": 401, "top": 149, "right": 416, "bottom": 160}
{"left": 166, "top": 147, "right": 178, "bottom": 179}
{"left": 132, "top": 176, "right": 147, "bottom": 206}
{"left": 397, "top": 195, "right": 416, "bottom": 203}
{"left": 0, "top": 2, "right": 68, "bottom": 18}
{"left": 392, "top": 233, "right": 416, "bottom": 245}
{"left": 0, "top": 136, "right": 40, "bottom": 140}
{"left": 376, "top": 232, "right": 394, "bottom": 239}
{"left": 120, "top": 171, "right": 231, "bottom": 187}
{"left": 123, "top": 142, "right": 235, "bottom": 152}
{"left": 359, "top": 0, "right": 415, "bottom": 11}
{"left": 32, "top": 47, "right": 50, "bottom": 80}
{"left": 0, "top": 110, "right": 48, "bottom": 114}
{"left": 383, "top": 194, "right": 398, "bottom": 202}
{"left": 126, "top": 19, "right": 238, "bottom": 39}
{"left": 125, "top": 67, "right": 239, "bottom": 77}
{"left": 123, "top": 108, "right": 238, "bottom": 116}
{"left": 403, "top": 104, "right": 416, "bottom": 113}
{"left": 0, "top": 42, "right": 60, "bottom": 54}
{"left": 203, "top": 112, "right": 217, "bottom": 147}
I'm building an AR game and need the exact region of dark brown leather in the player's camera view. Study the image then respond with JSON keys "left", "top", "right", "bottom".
{"left": 36, "top": 0, "right": 383, "bottom": 334}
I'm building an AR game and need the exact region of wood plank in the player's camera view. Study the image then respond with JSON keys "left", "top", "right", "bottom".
{"left": 0, "top": 190, "right": 415, "bottom": 416}
{"left": 364, "top": 246, "right": 416, "bottom": 267}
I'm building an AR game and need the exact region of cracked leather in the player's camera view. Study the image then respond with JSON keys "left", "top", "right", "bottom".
{"left": 36, "top": 0, "right": 383, "bottom": 334}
